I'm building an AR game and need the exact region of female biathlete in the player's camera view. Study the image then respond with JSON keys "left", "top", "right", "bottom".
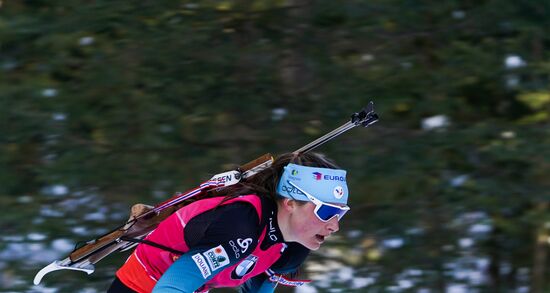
{"left": 107, "top": 152, "right": 350, "bottom": 292}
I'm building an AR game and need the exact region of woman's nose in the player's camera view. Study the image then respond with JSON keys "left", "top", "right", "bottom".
{"left": 327, "top": 217, "right": 340, "bottom": 233}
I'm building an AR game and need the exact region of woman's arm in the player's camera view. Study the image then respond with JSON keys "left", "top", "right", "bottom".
{"left": 153, "top": 246, "right": 235, "bottom": 292}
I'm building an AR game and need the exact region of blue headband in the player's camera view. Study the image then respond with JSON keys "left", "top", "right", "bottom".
{"left": 276, "top": 163, "right": 349, "bottom": 205}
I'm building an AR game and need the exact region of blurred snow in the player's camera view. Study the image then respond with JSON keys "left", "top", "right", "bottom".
{"left": 404, "top": 269, "right": 423, "bottom": 277}
{"left": 30, "top": 284, "right": 59, "bottom": 293}
{"left": 351, "top": 277, "right": 374, "bottom": 289}
{"left": 71, "top": 226, "right": 88, "bottom": 236}
{"left": 336, "top": 266, "right": 354, "bottom": 281}
{"left": 79, "top": 36, "right": 94, "bottom": 46}
{"left": 476, "top": 258, "right": 490, "bottom": 271}
{"left": 361, "top": 54, "right": 374, "bottom": 62}
{"left": 346, "top": 230, "right": 362, "bottom": 238}
{"left": 450, "top": 175, "right": 469, "bottom": 187}
{"left": 505, "top": 55, "right": 526, "bottom": 68}
{"left": 27, "top": 233, "right": 47, "bottom": 241}
{"left": 383, "top": 238, "right": 404, "bottom": 249}
{"left": 52, "top": 113, "right": 67, "bottom": 121}
{"left": 84, "top": 211, "right": 107, "bottom": 221}
{"left": 308, "top": 260, "right": 345, "bottom": 273}
{"left": 500, "top": 131, "right": 516, "bottom": 139}
{"left": 41, "top": 88, "right": 58, "bottom": 97}
{"left": 421, "top": 115, "right": 449, "bottom": 130}
{"left": 42, "top": 185, "right": 69, "bottom": 197}
{"left": 398, "top": 279, "right": 414, "bottom": 289}
{"left": 405, "top": 227, "right": 424, "bottom": 235}
{"left": 52, "top": 238, "right": 74, "bottom": 253}
{"left": 17, "top": 195, "right": 33, "bottom": 203}
{"left": 0, "top": 243, "right": 51, "bottom": 262}
{"left": 469, "top": 223, "right": 491, "bottom": 234}
{"left": 271, "top": 108, "right": 288, "bottom": 121}
{"left": 458, "top": 238, "right": 474, "bottom": 248}
{"left": 40, "top": 207, "right": 65, "bottom": 218}
{"left": 447, "top": 284, "right": 468, "bottom": 293}
{"left": 2, "top": 235, "right": 24, "bottom": 242}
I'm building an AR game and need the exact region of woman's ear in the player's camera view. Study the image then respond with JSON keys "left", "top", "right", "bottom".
{"left": 281, "top": 198, "right": 296, "bottom": 212}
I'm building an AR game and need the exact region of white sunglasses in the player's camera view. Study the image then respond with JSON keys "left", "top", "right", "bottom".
{"left": 287, "top": 181, "right": 350, "bottom": 222}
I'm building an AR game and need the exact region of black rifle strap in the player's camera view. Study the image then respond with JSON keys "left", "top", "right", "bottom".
{"left": 120, "top": 236, "right": 185, "bottom": 255}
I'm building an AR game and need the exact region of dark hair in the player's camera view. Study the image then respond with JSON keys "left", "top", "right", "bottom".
{"left": 182, "top": 152, "right": 340, "bottom": 206}
{"left": 217, "top": 152, "right": 340, "bottom": 203}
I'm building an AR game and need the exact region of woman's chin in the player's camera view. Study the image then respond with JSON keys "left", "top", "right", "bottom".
{"left": 302, "top": 239, "right": 321, "bottom": 250}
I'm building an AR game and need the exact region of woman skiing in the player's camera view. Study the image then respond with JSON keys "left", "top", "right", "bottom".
{"left": 107, "top": 152, "right": 350, "bottom": 293}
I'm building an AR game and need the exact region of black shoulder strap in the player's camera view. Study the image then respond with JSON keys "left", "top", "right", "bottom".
{"left": 120, "top": 236, "right": 185, "bottom": 255}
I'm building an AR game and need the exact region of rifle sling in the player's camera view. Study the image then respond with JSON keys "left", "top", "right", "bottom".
{"left": 120, "top": 236, "right": 185, "bottom": 255}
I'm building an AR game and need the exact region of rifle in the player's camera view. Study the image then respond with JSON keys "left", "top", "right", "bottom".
{"left": 33, "top": 102, "right": 379, "bottom": 285}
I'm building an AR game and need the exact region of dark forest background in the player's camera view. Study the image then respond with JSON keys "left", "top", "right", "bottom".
{"left": 1, "top": 1, "right": 549, "bottom": 292}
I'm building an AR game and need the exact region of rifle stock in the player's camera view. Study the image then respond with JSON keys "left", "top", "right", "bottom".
{"left": 241, "top": 153, "right": 273, "bottom": 172}
{"left": 69, "top": 229, "right": 125, "bottom": 262}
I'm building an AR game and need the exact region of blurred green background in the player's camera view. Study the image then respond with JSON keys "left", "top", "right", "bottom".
{"left": 1, "top": 0, "right": 549, "bottom": 292}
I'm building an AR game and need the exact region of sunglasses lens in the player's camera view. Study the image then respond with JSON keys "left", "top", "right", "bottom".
{"left": 316, "top": 204, "right": 348, "bottom": 222}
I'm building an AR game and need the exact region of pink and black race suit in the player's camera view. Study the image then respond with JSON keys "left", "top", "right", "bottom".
{"left": 116, "top": 194, "right": 309, "bottom": 293}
